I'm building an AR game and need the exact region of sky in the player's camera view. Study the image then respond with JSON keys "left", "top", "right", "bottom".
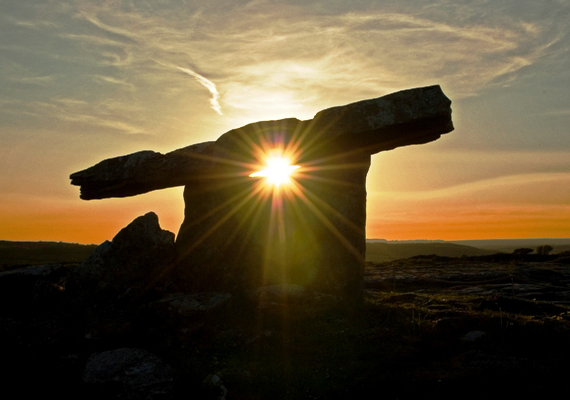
{"left": 1, "top": 0, "right": 569, "bottom": 244}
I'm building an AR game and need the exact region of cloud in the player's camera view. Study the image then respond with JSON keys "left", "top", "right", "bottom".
{"left": 2, "top": 0, "right": 569, "bottom": 133}
{"left": 35, "top": 1, "right": 567, "bottom": 120}
{"left": 0, "top": 98, "right": 146, "bottom": 136}
{"left": 11, "top": 75, "right": 56, "bottom": 86}
{"left": 540, "top": 109, "right": 570, "bottom": 116}
{"left": 370, "top": 172, "right": 570, "bottom": 207}
{"left": 92, "top": 74, "right": 135, "bottom": 90}
{"left": 173, "top": 65, "right": 222, "bottom": 115}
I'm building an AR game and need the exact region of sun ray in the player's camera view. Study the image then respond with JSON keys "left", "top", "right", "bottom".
{"left": 172, "top": 116, "right": 373, "bottom": 294}
{"left": 177, "top": 181, "right": 266, "bottom": 258}
{"left": 249, "top": 156, "right": 300, "bottom": 187}
{"left": 287, "top": 182, "right": 364, "bottom": 260}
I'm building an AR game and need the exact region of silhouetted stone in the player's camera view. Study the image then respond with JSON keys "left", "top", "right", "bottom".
{"left": 309, "top": 84, "right": 453, "bottom": 153}
{"left": 173, "top": 136, "right": 371, "bottom": 296}
{"left": 70, "top": 142, "right": 216, "bottom": 200}
{"left": 70, "top": 85, "right": 454, "bottom": 300}
{"left": 66, "top": 212, "right": 176, "bottom": 303}
{"left": 71, "top": 86, "right": 452, "bottom": 200}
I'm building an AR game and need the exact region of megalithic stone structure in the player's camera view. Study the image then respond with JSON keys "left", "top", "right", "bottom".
{"left": 71, "top": 85, "right": 453, "bottom": 299}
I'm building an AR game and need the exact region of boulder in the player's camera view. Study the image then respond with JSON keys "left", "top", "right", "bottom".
{"left": 66, "top": 212, "right": 176, "bottom": 303}
{"left": 83, "top": 347, "right": 174, "bottom": 399}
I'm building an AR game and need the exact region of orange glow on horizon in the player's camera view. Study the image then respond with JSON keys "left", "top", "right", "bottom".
{"left": 366, "top": 203, "right": 570, "bottom": 241}
{"left": 2, "top": 134, "right": 568, "bottom": 245}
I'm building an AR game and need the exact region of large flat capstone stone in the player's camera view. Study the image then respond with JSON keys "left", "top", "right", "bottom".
{"left": 71, "top": 85, "right": 452, "bottom": 200}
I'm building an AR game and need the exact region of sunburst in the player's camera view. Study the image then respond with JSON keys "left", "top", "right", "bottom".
{"left": 249, "top": 156, "right": 300, "bottom": 187}
{"left": 176, "top": 121, "right": 366, "bottom": 293}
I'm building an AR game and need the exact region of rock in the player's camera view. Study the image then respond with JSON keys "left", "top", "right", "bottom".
{"left": 477, "top": 296, "right": 566, "bottom": 316}
{"left": 257, "top": 283, "right": 307, "bottom": 296}
{"left": 66, "top": 212, "right": 176, "bottom": 304}
{"left": 463, "top": 330, "right": 486, "bottom": 341}
{"left": 0, "top": 264, "right": 67, "bottom": 311}
{"left": 70, "top": 142, "right": 215, "bottom": 200}
{"left": 71, "top": 86, "right": 454, "bottom": 300}
{"left": 174, "top": 117, "right": 373, "bottom": 296}
{"left": 157, "top": 292, "right": 232, "bottom": 316}
{"left": 203, "top": 373, "right": 228, "bottom": 400}
{"left": 0, "top": 263, "right": 65, "bottom": 278}
{"left": 461, "top": 350, "right": 528, "bottom": 372}
{"left": 83, "top": 347, "right": 174, "bottom": 399}
{"left": 309, "top": 84, "right": 453, "bottom": 153}
{"left": 71, "top": 86, "right": 452, "bottom": 200}
{"left": 255, "top": 284, "right": 307, "bottom": 301}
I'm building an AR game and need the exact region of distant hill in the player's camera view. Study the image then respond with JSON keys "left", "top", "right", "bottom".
{"left": 365, "top": 241, "right": 495, "bottom": 263}
{"left": 450, "top": 239, "right": 570, "bottom": 254}
{"left": 0, "top": 241, "right": 97, "bottom": 271}
{"left": 2, "top": 238, "right": 568, "bottom": 272}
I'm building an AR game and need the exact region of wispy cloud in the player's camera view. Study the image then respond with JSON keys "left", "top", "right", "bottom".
{"left": 379, "top": 172, "right": 570, "bottom": 201}
{"left": 2, "top": 1, "right": 569, "bottom": 132}
{"left": 11, "top": 75, "right": 56, "bottom": 86}
{"left": 540, "top": 109, "right": 570, "bottom": 116}
{"left": 172, "top": 65, "right": 222, "bottom": 115}
{"left": 1, "top": 98, "right": 147, "bottom": 136}
{"left": 21, "top": 0, "right": 562, "bottom": 122}
{"left": 92, "top": 75, "right": 135, "bottom": 90}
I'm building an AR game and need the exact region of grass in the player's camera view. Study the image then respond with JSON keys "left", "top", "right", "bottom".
{"left": 0, "top": 240, "right": 97, "bottom": 271}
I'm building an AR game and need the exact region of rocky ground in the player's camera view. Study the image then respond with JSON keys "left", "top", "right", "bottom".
{"left": 2, "top": 252, "right": 570, "bottom": 399}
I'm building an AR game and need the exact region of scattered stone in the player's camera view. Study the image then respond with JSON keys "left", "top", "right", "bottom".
{"left": 461, "top": 350, "right": 529, "bottom": 372}
{"left": 477, "top": 296, "right": 566, "bottom": 316}
{"left": 83, "top": 347, "right": 174, "bottom": 399}
{"left": 0, "top": 263, "right": 67, "bottom": 310}
{"left": 463, "top": 330, "right": 486, "bottom": 341}
{"left": 203, "top": 373, "right": 228, "bottom": 400}
{"left": 65, "top": 212, "right": 176, "bottom": 304}
{"left": 157, "top": 292, "right": 232, "bottom": 315}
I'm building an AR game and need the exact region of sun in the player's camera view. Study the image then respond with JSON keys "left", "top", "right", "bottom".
{"left": 249, "top": 156, "right": 300, "bottom": 187}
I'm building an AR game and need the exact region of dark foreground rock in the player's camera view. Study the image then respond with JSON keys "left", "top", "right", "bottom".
{"left": 66, "top": 212, "right": 176, "bottom": 305}
{"left": 83, "top": 348, "right": 174, "bottom": 399}
{"left": 0, "top": 263, "right": 68, "bottom": 313}
{"left": 2, "top": 252, "right": 570, "bottom": 399}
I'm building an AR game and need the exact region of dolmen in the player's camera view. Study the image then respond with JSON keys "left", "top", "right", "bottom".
{"left": 71, "top": 85, "right": 454, "bottom": 300}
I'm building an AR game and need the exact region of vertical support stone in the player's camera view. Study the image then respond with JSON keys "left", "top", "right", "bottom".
{"left": 175, "top": 121, "right": 371, "bottom": 300}
{"left": 306, "top": 152, "right": 371, "bottom": 299}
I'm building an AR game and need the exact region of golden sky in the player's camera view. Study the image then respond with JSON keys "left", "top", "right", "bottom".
{"left": 1, "top": 0, "right": 569, "bottom": 243}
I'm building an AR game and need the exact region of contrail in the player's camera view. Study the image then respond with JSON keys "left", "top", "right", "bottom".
{"left": 174, "top": 65, "right": 222, "bottom": 115}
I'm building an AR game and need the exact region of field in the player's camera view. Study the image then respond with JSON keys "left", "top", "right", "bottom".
{"left": 0, "top": 240, "right": 96, "bottom": 271}
{"left": 2, "top": 244, "right": 570, "bottom": 399}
